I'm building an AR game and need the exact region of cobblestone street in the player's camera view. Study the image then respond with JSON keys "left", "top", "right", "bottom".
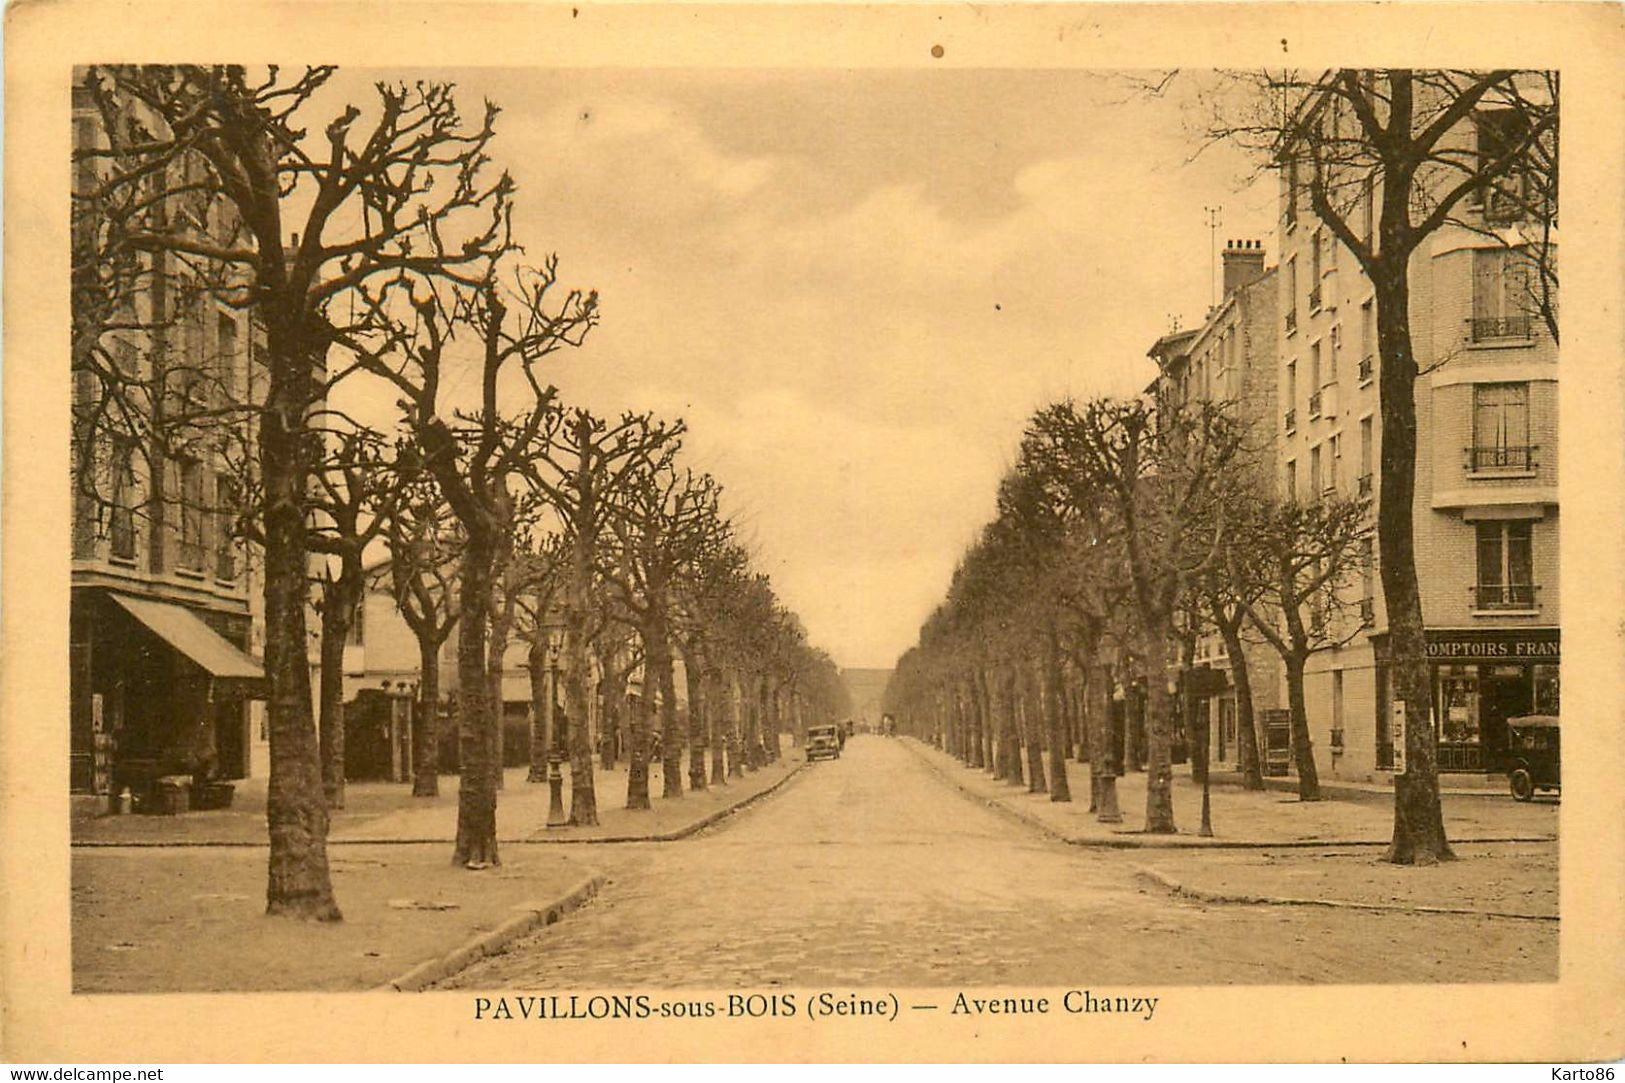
{"left": 444, "top": 736, "right": 1556, "bottom": 989}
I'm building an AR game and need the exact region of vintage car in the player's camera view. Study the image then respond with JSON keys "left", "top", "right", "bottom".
{"left": 806, "top": 724, "right": 841, "bottom": 762}
{"left": 1505, "top": 714, "right": 1560, "bottom": 801}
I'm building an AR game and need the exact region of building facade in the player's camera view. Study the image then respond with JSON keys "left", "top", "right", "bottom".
{"left": 70, "top": 84, "right": 265, "bottom": 798}
{"left": 1274, "top": 92, "right": 1559, "bottom": 781}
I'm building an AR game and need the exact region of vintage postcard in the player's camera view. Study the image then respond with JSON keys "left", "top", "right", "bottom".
{"left": 3, "top": 0, "right": 1622, "bottom": 1065}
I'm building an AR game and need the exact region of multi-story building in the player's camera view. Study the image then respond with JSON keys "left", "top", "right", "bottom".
{"left": 1275, "top": 88, "right": 1559, "bottom": 781}
{"left": 70, "top": 84, "right": 265, "bottom": 799}
{"left": 1147, "top": 240, "right": 1285, "bottom": 769}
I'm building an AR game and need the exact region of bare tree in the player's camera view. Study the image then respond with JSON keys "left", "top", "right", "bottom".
{"left": 1205, "top": 69, "right": 1555, "bottom": 862}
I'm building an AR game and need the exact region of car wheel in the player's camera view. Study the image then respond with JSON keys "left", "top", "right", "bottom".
{"left": 1509, "top": 768, "right": 1534, "bottom": 802}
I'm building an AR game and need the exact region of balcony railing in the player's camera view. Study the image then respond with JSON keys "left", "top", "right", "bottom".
{"left": 1284, "top": 408, "right": 1296, "bottom": 432}
{"left": 1464, "top": 445, "right": 1538, "bottom": 473}
{"left": 1358, "top": 354, "right": 1373, "bottom": 383}
{"left": 1359, "top": 597, "right": 1375, "bottom": 626}
{"left": 1285, "top": 308, "right": 1298, "bottom": 335}
{"left": 1471, "top": 584, "right": 1540, "bottom": 611}
{"left": 1308, "top": 285, "right": 1322, "bottom": 312}
{"left": 1357, "top": 473, "right": 1372, "bottom": 496}
{"left": 1469, "top": 315, "right": 1533, "bottom": 343}
{"left": 1307, "top": 390, "right": 1322, "bottom": 418}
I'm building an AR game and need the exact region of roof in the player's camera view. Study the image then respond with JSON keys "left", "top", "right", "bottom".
{"left": 109, "top": 593, "right": 265, "bottom": 680}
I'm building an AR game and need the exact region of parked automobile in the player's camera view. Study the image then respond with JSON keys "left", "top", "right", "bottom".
{"left": 806, "top": 724, "right": 841, "bottom": 762}
{"left": 1505, "top": 715, "right": 1560, "bottom": 801}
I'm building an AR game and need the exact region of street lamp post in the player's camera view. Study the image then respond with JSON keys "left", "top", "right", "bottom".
{"left": 545, "top": 624, "right": 567, "bottom": 828}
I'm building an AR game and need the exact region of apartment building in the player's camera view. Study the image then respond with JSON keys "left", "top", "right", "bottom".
{"left": 70, "top": 84, "right": 265, "bottom": 798}
{"left": 1147, "top": 241, "right": 1285, "bottom": 770}
{"left": 1275, "top": 91, "right": 1559, "bottom": 781}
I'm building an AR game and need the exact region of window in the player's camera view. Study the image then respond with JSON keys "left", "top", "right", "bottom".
{"left": 110, "top": 443, "right": 137, "bottom": 561}
{"left": 1360, "top": 538, "right": 1375, "bottom": 624}
{"left": 1328, "top": 324, "right": 1341, "bottom": 382}
{"left": 214, "top": 475, "right": 238, "bottom": 580}
{"left": 1328, "top": 433, "right": 1342, "bottom": 493}
{"left": 1476, "top": 109, "right": 1531, "bottom": 223}
{"left": 1309, "top": 445, "right": 1322, "bottom": 496}
{"left": 1471, "top": 383, "right": 1532, "bottom": 470}
{"left": 1439, "top": 667, "right": 1481, "bottom": 746}
{"left": 1285, "top": 459, "right": 1297, "bottom": 501}
{"left": 1533, "top": 664, "right": 1560, "bottom": 714}
{"left": 178, "top": 459, "right": 206, "bottom": 572}
{"left": 1359, "top": 416, "right": 1374, "bottom": 493}
{"left": 346, "top": 597, "right": 366, "bottom": 647}
{"left": 1311, "top": 228, "right": 1323, "bottom": 282}
{"left": 1285, "top": 259, "right": 1298, "bottom": 333}
{"left": 1309, "top": 341, "right": 1322, "bottom": 390}
{"left": 1471, "top": 249, "right": 1532, "bottom": 341}
{"left": 1361, "top": 175, "right": 1376, "bottom": 248}
{"left": 217, "top": 313, "right": 239, "bottom": 402}
{"left": 1359, "top": 301, "right": 1375, "bottom": 381}
{"left": 1475, "top": 520, "right": 1535, "bottom": 609}
{"left": 1331, "top": 670, "right": 1345, "bottom": 748}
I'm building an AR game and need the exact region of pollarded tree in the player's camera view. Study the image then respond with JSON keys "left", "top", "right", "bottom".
{"left": 1026, "top": 397, "right": 1243, "bottom": 834}
{"left": 1240, "top": 495, "right": 1374, "bottom": 801}
{"left": 80, "top": 66, "right": 513, "bottom": 918}
{"left": 529, "top": 406, "right": 683, "bottom": 826}
{"left": 1205, "top": 69, "right": 1557, "bottom": 861}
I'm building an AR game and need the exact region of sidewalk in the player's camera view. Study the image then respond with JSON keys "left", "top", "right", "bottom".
{"left": 72, "top": 755, "right": 804, "bottom": 846}
{"left": 905, "top": 739, "right": 1557, "bottom": 848}
{"left": 1133, "top": 842, "right": 1558, "bottom": 920}
{"left": 72, "top": 843, "right": 603, "bottom": 992}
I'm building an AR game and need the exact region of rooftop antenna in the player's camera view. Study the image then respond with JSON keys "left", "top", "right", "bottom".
{"left": 1203, "top": 205, "right": 1223, "bottom": 308}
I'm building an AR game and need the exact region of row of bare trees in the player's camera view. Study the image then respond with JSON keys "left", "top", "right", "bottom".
{"left": 70, "top": 64, "right": 848, "bottom": 919}
{"left": 886, "top": 394, "right": 1371, "bottom": 835}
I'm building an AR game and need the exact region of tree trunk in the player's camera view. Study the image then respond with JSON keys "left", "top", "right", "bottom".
{"left": 978, "top": 668, "right": 995, "bottom": 775}
{"left": 412, "top": 633, "right": 441, "bottom": 797}
{"left": 1284, "top": 651, "right": 1323, "bottom": 801}
{"left": 452, "top": 529, "right": 499, "bottom": 868}
{"left": 1022, "top": 668, "right": 1046, "bottom": 794}
{"left": 598, "top": 660, "right": 626, "bottom": 772}
{"left": 1091, "top": 664, "right": 1122, "bottom": 823}
{"left": 966, "top": 674, "right": 985, "bottom": 768}
{"left": 686, "top": 651, "right": 708, "bottom": 792}
{"left": 648, "top": 612, "right": 683, "bottom": 798}
{"left": 707, "top": 667, "right": 727, "bottom": 785}
{"left": 1219, "top": 616, "right": 1264, "bottom": 790}
{"left": 1141, "top": 631, "right": 1176, "bottom": 833}
{"left": 317, "top": 579, "right": 349, "bottom": 810}
{"left": 1043, "top": 635, "right": 1071, "bottom": 802}
{"left": 626, "top": 686, "right": 653, "bottom": 810}
{"left": 487, "top": 582, "right": 513, "bottom": 792}
{"left": 1374, "top": 258, "right": 1454, "bottom": 864}
{"left": 259, "top": 339, "right": 340, "bottom": 920}
{"left": 527, "top": 640, "right": 549, "bottom": 783}
{"left": 727, "top": 669, "right": 746, "bottom": 778}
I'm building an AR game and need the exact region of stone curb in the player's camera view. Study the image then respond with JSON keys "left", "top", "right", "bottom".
{"left": 901, "top": 738, "right": 1555, "bottom": 850}
{"left": 71, "top": 763, "right": 810, "bottom": 850}
{"left": 378, "top": 871, "right": 608, "bottom": 992}
{"left": 1131, "top": 864, "right": 1559, "bottom": 923}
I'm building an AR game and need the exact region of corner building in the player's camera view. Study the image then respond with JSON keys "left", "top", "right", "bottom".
{"left": 1275, "top": 103, "right": 1558, "bottom": 781}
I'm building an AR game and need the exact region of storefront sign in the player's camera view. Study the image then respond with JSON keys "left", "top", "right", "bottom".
{"left": 1424, "top": 629, "right": 1559, "bottom": 661}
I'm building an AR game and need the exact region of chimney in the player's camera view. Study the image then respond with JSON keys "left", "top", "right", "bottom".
{"left": 1222, "top": 238, "right": 1266, "bottom": 299}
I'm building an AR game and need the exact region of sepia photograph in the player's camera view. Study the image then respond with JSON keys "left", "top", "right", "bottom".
{"left": 4, "top": 0, "right": 1623, "bottom": 1066}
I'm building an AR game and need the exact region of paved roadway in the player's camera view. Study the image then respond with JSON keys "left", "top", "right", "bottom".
{"left": 443, "top": 735, "right": 1553, "bottom": 988}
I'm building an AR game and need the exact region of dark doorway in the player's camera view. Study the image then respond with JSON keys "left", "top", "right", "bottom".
{"left": 1479, "top": 667, "right": 1532, "bottom": 772}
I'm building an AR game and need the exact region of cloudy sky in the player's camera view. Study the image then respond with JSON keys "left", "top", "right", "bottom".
{"left": 336, "top": 68, "right": 1276, "bottom": 669}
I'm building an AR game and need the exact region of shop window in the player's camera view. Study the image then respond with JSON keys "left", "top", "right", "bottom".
{"left": 1439, "top": 666, "right": 1480, "bottom": 747}
{"left": 1533, "top": 664, "right": 1560, "bottom": 715}
{"left": 1475, "top": 109, "right": 1532, "bottom": 223}
{"left": 1475, "top": 520, "right": 1535, "bottom": 609}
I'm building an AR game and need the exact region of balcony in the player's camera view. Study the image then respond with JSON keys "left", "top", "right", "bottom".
{"left": 1307, "top": 390, "right": 1322, "bottom": 418}
{"left": 1308, "top": 285, "right": 1322, "bottom": 312}
{"left": 1285, "top": 308, "right": 1297, "bottom": 335}
{"left": 1358, "top": 354, "right": 1374, "bottom": 384}
{"left": 1471, "top": 584, "right": 1540, "bottom": 612}
{"left": 1469, "top": 316, "right": 1534, "bottom": 343}
{"left": 1357, "top": 473, "right": 1372, "bottom": 497}
{"left": 1464, "top": 445, "right": 1538, "bottom": 474}
{"left": 1284, "top": 408, "right": 1296, "bottom": 433}
{"left": 1359, "top": 597, "right": 1375, "bottom": 626}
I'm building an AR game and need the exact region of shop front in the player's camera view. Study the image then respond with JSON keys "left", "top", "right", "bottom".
{"left": 1425, "top": 628, "right": 1559, "bottom": 773}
